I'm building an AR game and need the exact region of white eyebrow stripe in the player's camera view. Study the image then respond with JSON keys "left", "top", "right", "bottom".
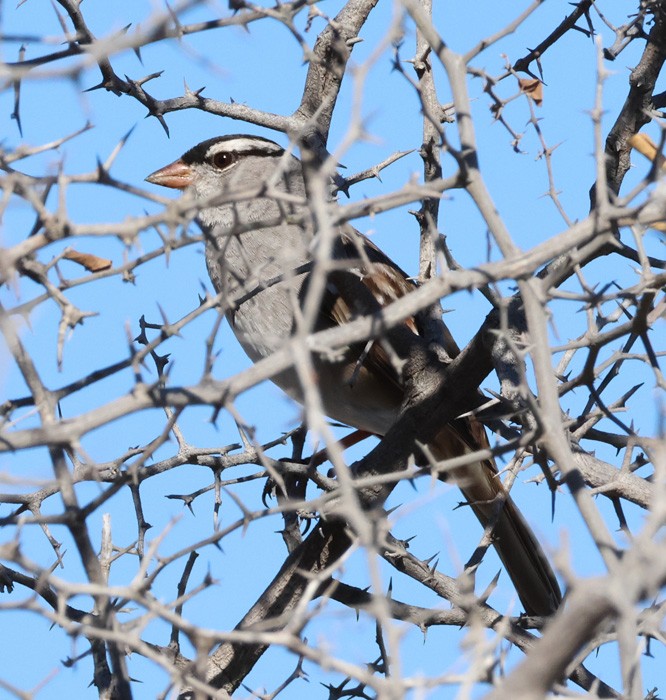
{"left": 208, "top": 138, "right": 284, "bottom": 156}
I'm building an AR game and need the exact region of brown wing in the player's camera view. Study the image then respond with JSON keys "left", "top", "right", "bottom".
{"left": 320, "top": 225, "right": 441, "bottom": 391}
{"left": 318, "top": 225, "right": 562, "bottom": 615}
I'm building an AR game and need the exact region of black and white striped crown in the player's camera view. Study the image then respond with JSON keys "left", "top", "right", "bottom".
{"left": 182, "top": 135, "right": 285, "bottom": 165}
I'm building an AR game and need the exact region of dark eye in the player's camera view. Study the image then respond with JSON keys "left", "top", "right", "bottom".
{"left": 210, "top": 151, "right": 236, "bottom": 170}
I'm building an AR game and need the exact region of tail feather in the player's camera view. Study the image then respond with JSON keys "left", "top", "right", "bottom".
{"left": 432, "top": 424, "right": 561, "bottom": 616}
{"left": 466, "top": 489, "right": 562, "bottom": 616}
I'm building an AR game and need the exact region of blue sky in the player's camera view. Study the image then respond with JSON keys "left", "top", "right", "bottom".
{"left": 0, "top": 1, "right": 663, "bottom": 698}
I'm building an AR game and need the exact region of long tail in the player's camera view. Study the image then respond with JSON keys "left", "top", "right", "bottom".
{"left": 432, "top": 423, "right": 562, "bottom": 617}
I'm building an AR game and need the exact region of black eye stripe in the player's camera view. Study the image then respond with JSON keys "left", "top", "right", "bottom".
{"left": 209, "top": 146, "right": 288, "bottom": 170}
{"left": 240, "top": 147, "right": 285, "bottom": 157}
{"left": 210, "top": 147, "right": 285, "bottom": 161}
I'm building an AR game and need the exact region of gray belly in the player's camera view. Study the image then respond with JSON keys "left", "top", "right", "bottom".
{"left": 230, "top": 296, "right": 402, "bottom": 436}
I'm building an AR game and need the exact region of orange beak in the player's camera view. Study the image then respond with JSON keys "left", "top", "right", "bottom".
{"left": 145, "top": 158, "right": 194, "bottom": 190}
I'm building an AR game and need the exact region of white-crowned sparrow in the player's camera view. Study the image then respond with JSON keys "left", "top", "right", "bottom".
{"left": 146, "top": 134, "right": 562, "bottom": 616}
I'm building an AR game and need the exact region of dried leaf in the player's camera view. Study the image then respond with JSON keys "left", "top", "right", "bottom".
{"left": 518, "top": 77, "right": 543, "bottom": 106}
{"left": 629, "top": 132, "right": 665, "bottom": 168}
{"left": 63, "top": 249, "right": 112, "bottom": 272}
{"left": 629, "top": 133, "right": 666, "bottom": 232}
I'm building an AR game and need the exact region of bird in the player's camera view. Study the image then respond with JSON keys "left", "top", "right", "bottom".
{"left": 146, "top": 134, "right": 562, "bottom": 616}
